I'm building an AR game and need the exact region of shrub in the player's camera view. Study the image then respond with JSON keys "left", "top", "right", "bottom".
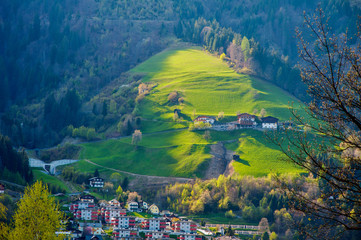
{"left": 168, "top": 91, "right": 178, "bottom": 103}
{"left": 225, "top": 210, "right": 236, "bottom": 218}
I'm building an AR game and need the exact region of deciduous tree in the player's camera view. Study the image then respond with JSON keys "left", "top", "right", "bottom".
{"left": 0, "top": 203, "right": 9, "bottom": 240}
{"left": 260, "top": 108, "right": 267, "bottom": 118}
{"left": 132, "top": 130, "right": 142, "bottom": 146}
{"left": 274, "top": 9, "right": 361, "bottom": 238}
{"left": 9, "top": 181, "right": 64, "bottom": 240}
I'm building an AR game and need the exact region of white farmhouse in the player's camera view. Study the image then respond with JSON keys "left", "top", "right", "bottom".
{"left": 261, "top": 116, "right": 279, "bottom": 129}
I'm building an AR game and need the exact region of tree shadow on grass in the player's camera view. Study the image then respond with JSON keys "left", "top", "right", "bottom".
{"left": 237, "top": 158, "right": 250, "bottom": 166}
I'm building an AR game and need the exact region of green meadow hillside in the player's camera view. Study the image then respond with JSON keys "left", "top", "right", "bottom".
{"left": 77, "top": 47, "right": 305, "bottom": 178}
{"left": 131, "top": 47, "right": 301, "bottom": 128}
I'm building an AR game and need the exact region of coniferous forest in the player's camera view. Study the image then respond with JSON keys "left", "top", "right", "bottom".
{"left": 0, "top": 0, "right": 359, "bottom": 148}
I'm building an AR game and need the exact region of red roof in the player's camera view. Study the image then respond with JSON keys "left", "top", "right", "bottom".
{"left": 237, "top": 113, "right": 256, "bottom": 119}
{"left": 195, "top": 116, "right": 215, "bottom": 121}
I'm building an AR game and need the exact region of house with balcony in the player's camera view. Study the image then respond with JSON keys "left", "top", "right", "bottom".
{"left": 194, "top": 116, "right": 216, "bottom": 124}
{"left": 111, "top": 216, "right": 136, "bottom": 229}
{"left": 261, "top": 116, "right": 279, "bottom": 129}
{"left": 142, "top": 218, "right": 167, "bottom": 231}
{"left": 109, "top": 199, "right": 121, "bottom": 207}
{"left": 80, "top": 194, "right": 96, "bottom": 203}
{"left": 89, "top": 177, "right": 104, "bottom": 188}
{"left": 75, "top": 207, "right": 100, "bottom": 221}
{"left": 177, "top": 234, "right": 202, "bottom": 240}
{"left": 172, "top": 220, "right": 197, "bottom": 233}
{"left": 113, "top": 229, "right": 139, "bottom": 240}
{"left": 102, "top": 206, "right": 126, "bottom": 223}
{"left": 145, "top": 231, "right": 170, "bottom": 239}
{"left": 127, "top": 201, "right": 139, "bottom": 212}
{"left": 237, "top": 113, "right": 258, "bottom": 128}
{"left": 70, "top": 200, "right": 96, "bottom": 212}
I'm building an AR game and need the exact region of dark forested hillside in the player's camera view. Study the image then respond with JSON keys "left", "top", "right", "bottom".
{"left": 0, "top": 0, "right": 359, "bottom": 147}
{"left": 0, "top": 134, "right": 33, "bottom": 185}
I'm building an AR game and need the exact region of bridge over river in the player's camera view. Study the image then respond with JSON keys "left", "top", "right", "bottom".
{"left": 29, "top": 158, "right": 78, "bottom": 174}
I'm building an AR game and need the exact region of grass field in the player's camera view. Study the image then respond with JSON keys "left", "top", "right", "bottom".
{"left": 79, "top": 128, "right": 303, "bottom": 178}
{"left": 187, "top": 213, "right": 258, "bottom": 225}
{"left": 79, "top": 130, "right": 212, "bottom": 178}
{"left": 131, "top": 47, "right": 302, "bottom": 128}
{"left": 222, "top": 130, "right": 304, "bottom": 177}
{"left": 78, "top": 47, "right": 305, "bottom": 178}
{"left": 32, "top": 169, "right": 71, "bottom": 193}
{"left": 128, "top": 212, "right": 154, "bottom": 218}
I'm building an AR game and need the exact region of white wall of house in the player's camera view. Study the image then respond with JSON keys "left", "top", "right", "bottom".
{"left": 149, "top": 219, "right": 160, "bottom": 231}
{"left": 262, "top": 123, "right": 277, "bottom": 129}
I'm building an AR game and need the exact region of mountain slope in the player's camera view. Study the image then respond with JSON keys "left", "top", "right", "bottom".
{"left": 77, "top": 47, "right": 304, "bottom": 178}
{"left": 132, "top": 47, "right": 302, "bottom": 128}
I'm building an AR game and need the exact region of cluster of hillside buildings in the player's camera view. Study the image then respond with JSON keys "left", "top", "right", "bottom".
{"left": 67, "top": 195, "right": 202, "bottom": 240}
{"left": 194, "top": 113, "right": 290, "bottom": 130}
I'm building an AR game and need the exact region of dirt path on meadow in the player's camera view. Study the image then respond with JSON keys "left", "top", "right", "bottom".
{"left": 204, "top": 141, "right": 236, "bottom": 179}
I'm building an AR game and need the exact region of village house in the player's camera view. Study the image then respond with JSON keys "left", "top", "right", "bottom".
{"left": 139, "top": 200, "right": 149, "bottom": 210}
{"left": 80, "top": 194, "right": 96, "bottom": 203}
{"left": 145, "top": 231, "right": 170, "bottom": 239}
{"left": 74, "top": 207, "right": 100, "bottom": 221}
{"left": 89, "top": 177, "right": 104, "bottom": 188}
{"left": 160, "top": 210, "right": 173, "bottom": 217}
{"left": 127, "top": 201, "right": 139, "bottom": 212}
{"left": 148, "top": 204, "right": 160, "bottom": 215}
{"left": 142, "top": 218, "right": 167, "bottom": 231}
{"left": 98, "top": 200, "right": 108, "bottom": 207}
{"left": 111, "top": 215, "right": 136, "bottom": 229}
{"left": 194, "top": 116, "right": 216, "bottom": 124}
{"left": 69, "top": 200, "right": 96, "bottom": 212}
{"left": 216, "top": 237, "right": 241, "bottom": 240}
{"left": 237, "top": 113, "right": 257, "bottom": 128}
{"left": 261, "top": 116, "right": 279, "bottom": 129}
{"left": 56, "top": 230, "right": 83, "bottom": 239}
{"left": 177, "top": 234, "right": 202, "bottom": 240}
{"left": 78, "top": 221, "right": 103, "bottom": 232}
{"left": 113, "top": 229, "right": 139, "bottom": 239}
{"left": 102, "top": 206, "right": 126, "bottom": 223}
{"left": 172, "top": 220, "right": 197, "bottom": 234}
{"left": 109, "top": 199, "right": 121, "bottom": 207}
{"left": 279, "top": 121, "right": 294, "bottom": 129}
{"left": 0, "top": 184, "right": 5, "bottom": 194}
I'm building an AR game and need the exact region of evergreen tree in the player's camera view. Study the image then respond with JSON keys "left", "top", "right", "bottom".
{"left": 30, "top": 14, "right": 40, "bottom": 41}
{"left": 92, "top": 103, "right": 97, "bottom": 115}
{"left": 121, "top": 177, "right": 129, "bottom": 190}
{"left": 225, "top": 226, "right": 234, "bottom": 236}
{"left": 94, "top": 169, "right": 99, "bottom": 177}
{"left": 262, "top": 231, "right": 270, "bottom": 240}
{"left": 102, "top": 101, "right": 108, "bottom": 117}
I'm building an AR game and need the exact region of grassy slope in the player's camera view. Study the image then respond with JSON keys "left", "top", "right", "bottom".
{"left": 80, "top": 128, "right": 303, "bottom": 177}
{"left": 219, "top": 130, "right": 304, "bottom": 177}
{"left": 32, "top": 169, "right": 71, "bottom": 193}
{"left": 79, "top": 47, "right": 304, "bottom": 178}
{"left": 80, "top": 130, "right": 212, "bottom": 178}
{"left": 131, "top": 47, "right": 301, "bottom": 124}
